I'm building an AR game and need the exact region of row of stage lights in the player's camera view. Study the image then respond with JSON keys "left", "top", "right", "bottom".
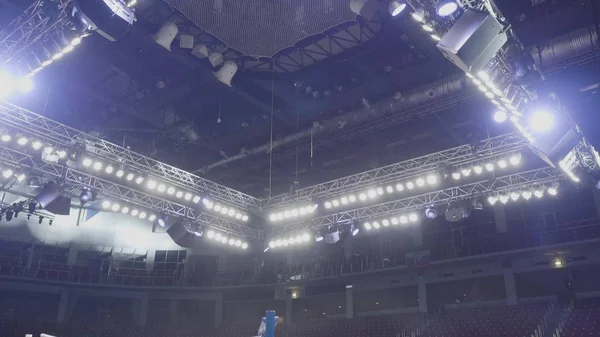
{"left": 80, "top": 156, "right": 249, "bottom": 222}
{"left": 206, "top": 229, "right": 249, "bottom": 250}
{"left": 267, "top": 232, "right": 312, "bottom": 249}
{"left": 101, "top": 200, "right": 158, "bottom": 222}
{"left": 487, "top": 185, "right": 558, "bottom": 205}
{"left": 267, "top": 153, "right": 522, "bottom": 225}
{"left": 364, "top": 212, "right": 419, "bottom": 231}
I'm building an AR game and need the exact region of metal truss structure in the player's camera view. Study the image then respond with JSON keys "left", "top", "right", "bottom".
{"left": 263, "top": 132, "right": 526, "bottom": 208}
{"left": 0, "top": 144, "right": 263, "bottom": 239}
{"left": 272, "top": 166, "right": 565, "bottom": 235}
{"left": 0, "top": 0, "right": 72, "bottom": 64}
{"left": 0, "top": 102, "right": 260, "bottom": 209}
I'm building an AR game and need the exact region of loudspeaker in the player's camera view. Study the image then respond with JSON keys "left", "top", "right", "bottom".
{"left": 214, "top": 61, "right": 238, "bottom": 87}
{"left": 437, "top": 9, "right": 508, "bottom": 74}
{"left": 45, "top": 195, "right": 72, "bottom": 216}
{"left": 153, "top": 22, "right": 178, "bottom": 51}
{"left": 167, "top": 221, "right": 198, "bottom": 248}
{"left": 73, "top": 0, "right": 135, "bottom": 42}
{"left": 529, "top": 127, "right": 581, "bottom": 167}
{"left": 36, "top": 182, "right": 61, "bottom": 208}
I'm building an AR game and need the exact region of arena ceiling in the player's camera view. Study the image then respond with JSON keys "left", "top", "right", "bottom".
{"left": 2, "top": 0, "right": 599, "bottom": 198}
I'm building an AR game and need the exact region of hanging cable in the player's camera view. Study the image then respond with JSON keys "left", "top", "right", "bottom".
{"left": 268, "top": 61, "right": 275, "bottom": 197}
{"left": 295, "top": 85, "right": 300, "bottom": 183}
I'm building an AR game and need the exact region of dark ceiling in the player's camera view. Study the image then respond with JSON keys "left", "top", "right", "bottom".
{"left": 3, "top": 0, "right": 600, "bottom": 197}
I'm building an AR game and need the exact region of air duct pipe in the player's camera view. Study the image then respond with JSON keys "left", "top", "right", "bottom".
{"left": 531, "top": 25, "right": 599, "bottom": 72}
{"left": 199, "top": 75, "right": 467, "bottom": 173}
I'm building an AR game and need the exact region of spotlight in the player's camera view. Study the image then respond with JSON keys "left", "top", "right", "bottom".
{"left": 2, "top": 169, "right": 13, "bottom": 179}
{"left": 0, "top": 134, "right": 11, "bottom": 142}
{"left": 422, "top": 24, "right": 434, "bottom": 32}
{"left": 17, "top": 137, "right": 28, "bottom": 146}
{"left": 548, "top": 187, "right": 558, "bottom": 196}
{"left": 522, "top": 191, "right": 532, "bottom": 200}
{"left": 424, "top": 208, "right": 437, "bottom": 219}
{"left": 499, "top": 195, "right": 509, "bottom": 204}
{"left": 156, "top": 213, "right": 168, "bottom": 227}
{"left": 396, "top": 183, "right": 404, "bottom": 191}
{"left": 135, "top": 176, "right": 144, "bottom": 184}
{"left": 79, "top": 189, "right": 94, "bottom": 204}
{"left": 28, "top": 202, "right": 36, "bottom": 214}
{"left": 485, "top": 163, "right": 494, "bottom": 171}
{"left": 38, "top": 216, "right": 44, "bottom": 224}
{"left": 411, "top": 8, "right": 425, "bottom": 22}
{"left": 101, "top": 200, "right": 111, "bottom": 209}
{"left": 426, "top": 175, "right": 438, "bottom": 185}
{"left": 416, "top": 178, "right": 425, "bottom": 187}
{"left": 452, "top": 172, "right": 461, "bottom": 180}
{"left": 406, "top": 182, "right": 415, "bottom": 189}
{"left": 498, "top": 159, "right": 508, "bottom": 169}
{"left": 315, "top": 231, "right": 324, "bottom": 242}
{"left": 461, "top": 169, "right": 471, "bottom": 177}
{"left": 554, "top": 258, "right": 563, "bottom": 267}
{"left": 534, "top": 190, "right": 544, "bottom": 199}
{"left": 92, "top": 161, "right": 103, "bottom": 171}
{"left": 105, "top": 166, "right": 114, "bottom": 174}
{"left": 437, "top": 0, "right": 459, "bottom": 17}
{"left": 494, "top": 110, "right": 507, "bottom": 123}
{"left": 510, "top": 192, "right": 520, "bottom": 201}
{"left": 389, "top": 0, "right": 407, "bottom": 16}
{"left": 529, "top": 109, "right": 554, "bottom": 133}
{"left": 364, "top": 222, "right": 372, "bottom": 230}
{"left": 509, "top": 155, "right": 521, "bottom": 166}
{"left": 5, "top": 210, "right": 13, "bottom": 221}
{"left": 473, "top": 166, "right": 483, "bottom": 174}
{"left": 351, "top": 224, "right": 360, "bottom": 236}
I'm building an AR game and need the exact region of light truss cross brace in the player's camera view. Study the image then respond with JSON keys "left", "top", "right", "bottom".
{"left": 0, "top": 144, "right": 263, "bottom": 239}
{"left": 263, "top": 132, "right": 526, "bottom": 208}
{"left": 0, "top": 102, "right": 260, "bottom": 209}
{"left": 272, "top": 166, "right": 564, "bottom": 235}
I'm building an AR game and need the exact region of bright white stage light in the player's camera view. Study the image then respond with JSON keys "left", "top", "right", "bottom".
{"left": 135, "top": 176, "right": 144, "bottom": 184}
{"left": 367, "top": 189, "right": 377, "bottom": 198}
{"left": 235, "top": 213, "right": 242, "bottom": 219}
{"left": 431, "top": 34, "right": 441, "bottom": 41}
{"left": 176, "top": 191, "right": 183, "bottom": 198}
{"left": 376, "top": 187, "right": 384, "bottom": 195}
{"left": 139, "top": 212, "right": 147, "bottom": 219}
{"left": 485, "top": 92, "right": 495, "bottom": 99}
{"left": 416, "top": 178, "right": 425, "bottom": 187}
{"left": 499, "top": 195, "right": 509, "bottom": 204}
{"left": 348, "top": 195, "right": 357, "bottom": 202}
{"left": 111, "top": 203, "right": 121, "bottom": 212}
{"left": 461, "top": 169, "right": 471, "bottom": 177}
{"left": 485, "top": 163, "right": 495, "bottom": 171}
{"left": 126, "top": 173, "right": 134, "bottom": 181}
{"left": 389, "top": 0, "right": 407, "bottom": 16}
{"left": 0, "top": 71, "right": 13, "bottom": 99}
{"left": 82, "top": 158, "right": 92, "bottom": 167}
{"left": 1, "top": 169, "right": 13, "bottom": 179}
{"left": 488, "top": 196, "right": 498, "bottom": 205}
{"left": 437, "top": 0, "right": 458, "bottom": 16}
{"left": 324, "top": 201, "right": 332, "bottom": 209}
{"left": 382, "top": 219, "right": 390, "bottom": 227}
{"left": 0, "top": 134, "right": 11, "bottom": 142}
{"left": 148, "top": 214, "right": 156, "bottom": 222}
{"left": 341, "top": 196, "right": 349, "bottom": 204}
{"left": 102, "top": 201, "right": 111, "bottom": 209}
{"left": 332, "top": 200, "right": 340, "bottom": 207}
{"left": 364, "top": 222, "right": 372, "bottom": 230}
{"left": 534, "top": 190, "right": 544, "bottom": 199}
{"left": 131, "top": 209, "right": 139, "bottom": 216}
{"left": 548, "top": 187, "right": 558, "bottom": 196}
{"left": 395, "top": 183, "right": 404, "bottom": 192}
{"left": 391, "top": 217, "right": 399, "bottom": 225}
{"left": 422, "top": 24, "right": 434, "bottom": 32}
{"left": 452, "top": 172, "right": 461, "bottom": 180}
{"left": 529, "top": 109, "right": 554, "bottom": 133}
{"left": 242, "top": 215, "right": 249, "bottom": 221}
{"left": 228, "top": 238, "right": 235, "bottom": 245}
{"left": 509, "top": 155, "right": 521, "bottom": 166}
{"left": 17, "top": 173, "right": 25, "bottom": 182}
{"left": 207, "top": 230, "right": 215, "bottom": 239}
{"left": 411, "top": 8, "right": 425, "bottom": 22}
{"left": 227, "top": 209, "right": 235, "bottom": 217}
{"left": 406, "top": 181, "right": 415, "bottom": 189}
{"left": 184, "top": 193, "right": 192, "bottom": 201}
{"left": 92, "top": 162, "right": 103, "bottom": 171}
{"left": 522, "top": 191, "right": 532, "bottom": 200}
{"left": 473, "top": 166, "right": 483, "bottom": 174}
{"left": 221, "top": 207, "right": 229, "bottom": 215}
{"left": 43, "top": 146, "right": 53, "bottom": 154}
{"left": 373, "top": 221, "right": 380, "bottom": 229}
{"left": 386, "top": 185, "right": 394, "bottom": 193}
{"left": 359, "top": 193, "right": 367, "bottom": 201}
{"left": 16, "top": 77, "right": 33, "bottom": 93}
{"left": 105, "top": 166, "right": 114, "bottom": 174}
{"left": 426, "top": 175, "right": 438, "bottom": 185}
{"left": 399, "top": 215, "right": 408, "bottom": 224}
{"left": 494, "top": 110, "right": 507, "bottom": 123}
{"left": 510, "top": 192, "right": 520, "bottom": 201}
{"left": 17, "top": 137, "right": 28, "bottom": 146}
{"left": 147, "top": 180, "right": 157, "bottom": 190}
{"left": 121, "top": 207, "right": 130, "bottom": 214}
{"left": 221, "top": 236, "right": 227, "bottom": 244}
{"left": 241, "top": 242, "right": 248, "bottom": 249}
{"left": 498, "top": 159, "right": 508, "bottom": 169}
{"left": 409, "top": 213, "right": 418, "bottom": 222}
{"left": 56, "top": 150, "right": 67, "bottom": 159}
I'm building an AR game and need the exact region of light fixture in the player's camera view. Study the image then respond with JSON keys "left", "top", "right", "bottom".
{"left": 488, "top": 196, "right": 498, "bottom": 205}
{"left": 494, "top": 110, "right": 508, "bottom": 123}
{"left": 422, "top": 24, "right": 434, "bottom": 32}
{"left": 510, "top": 192, "right": 520, "bottom": 201}
{"left": 425, "top": 207, "right": 437, "bottom": 219}
{"left": 534, "top": 190, "right": 544, "bottom": 199}
{"left": 554, "top": 258, "right": 563, "bottom": 267}
{"left": 411, "top": 8, "right": 425, "bottom": 22}
{"left": 522, "top": 191, "right": 532, "bottom": 200}
{"left": 92, "top": 162, "right": 102, "bottom": 171}
{"left": 315, "top": 231, "right": 324, "bottom": 242}
{"left": 498, "top": 159, "right": 508, "bottom": 169}
{"left": 79, "top": 189, "right": 94, "bottom": 204}
{"left": 416, "top": 178, "right": 425, "bottom": 187}
{"left": 436, "top": 0, "right": 458, "bottom": 17}
{"left": 473, "top": 166, "right": 483, "bottom": 174}
{"left": 389, "top": 0, "right": 407, "bottom": 16}
{"left": 351, "top": 224, "right": 360, "bottom": 236}
{"left": 426, "top": 175, "right": 438, "bottom": 185}
{"left": 529, "top": 109, "right": 554, "bottom": 133}
{"left": 452, "top": 172, "right": 461, "bottom": 180}
{"left": 485, "top": 163, "right": 495, "bottom": 171}
{"left": 499, "top": 195, "right": 509, "bottom": 204}
{"left": 548, "top": 186, "right": 558, "bottom": 196}
{"left": 509, "top": 155, "right": 521, "bottom": 166}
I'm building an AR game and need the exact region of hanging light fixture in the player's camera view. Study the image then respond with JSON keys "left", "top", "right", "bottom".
{"left": 389, "top": 0, "right": 407, "bottom": 17}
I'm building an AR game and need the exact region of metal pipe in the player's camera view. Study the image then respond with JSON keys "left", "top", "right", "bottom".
{"left": 531, "top": 25, "right": 599, "bottom": 72}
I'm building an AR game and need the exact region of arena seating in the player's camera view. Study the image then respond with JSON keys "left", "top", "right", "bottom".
{"left": 414, "top": 302, "right": 550, "bottom": 337}
{"left": 562, "top": 297, "right": 600, "bottom": 337}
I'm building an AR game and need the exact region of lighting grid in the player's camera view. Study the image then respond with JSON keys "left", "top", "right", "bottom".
{"left": 267, "top": 232, "right": 311, "bottom": 250}
{"left": 364, "top": 212, "right": 419, "bottom": 231}
{"left": 101, "top": 200, "right": 158, "bottom": 222}
{"left": 323, "top": 174, "right": 439, "bottom": 210}
{"left": 263, "top": 133, "right": 525, "bottom": 208}
{"left": 1, "top": 130, "right": 73, "bottom": 163}
{"left": 206, "top": 229, "right": 249, "bottom": 250}
{"left": 450, "top": 153, "right": 521, "bottom": 180}
{"left": 80, "top": 155, "right": 249, "bottom": 222}
{"left": 0, "top": 139, "right": 261, "bottom": 239}
{"left": 487, "top": 184, "right": 558, "bottom": 206}
{"left": 269, "top": 204, "right": 318, "bottom": 223}
{"left": 271, "top": 167, "right": 564, "bottom": 235}
{"left": 0, "top": 102, "right": 259, "bottom": 209}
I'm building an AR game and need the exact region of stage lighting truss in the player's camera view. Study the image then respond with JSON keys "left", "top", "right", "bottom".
{"left": 268, "top": 204, "right": 318, "bottom": 223}
{"left": 263, "top": 133, "right": 525, "bottom": 208}
{"left": 267, "top": 232, "right": 312, "bottom": 250}
{"left": 487, "top": 183, "right": 559, "bottom": 206}
{"left": 79, "top": 155, "right": 249, "bottom": 221}
{"left": 0, "top": 143, "right": 262, "bottom": 240}
{"left": 363, "top": 211, "right": 419, "bottom": 231}
{"left": 0, "top": 102, "right": 260, "bottom": 210}
{"left": 558, "top": 150, "right": 580, "bottom": 183}
{"left": 100, "top": 199, "right": 157, "bottom": 222}
{"left": 205, "top": 229, "right": 248, "bottom": 250}
{"left": 450, "top": 153, "right": 521, "bottom": 180}
{"left": 323, "top": 173, "right": 439, "bottom": 210}
{"left": 271, "top": 166, "right": 564, "bottom": 236}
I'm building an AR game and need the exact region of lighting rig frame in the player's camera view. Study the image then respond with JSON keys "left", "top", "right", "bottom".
{"left": 0, "top": 143, "right": 262, "bottom": 240}
{"left": 0, "top": 0, "right": 73, "bottom": 64}
{"left": 263, "top": 132, "right": 526, "bottom": 208}
{"left": 270, "top": 166, "right": 565, "bottom": 235}
{"left": 0, "top": 102, "right": 260, "bottom": 210}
